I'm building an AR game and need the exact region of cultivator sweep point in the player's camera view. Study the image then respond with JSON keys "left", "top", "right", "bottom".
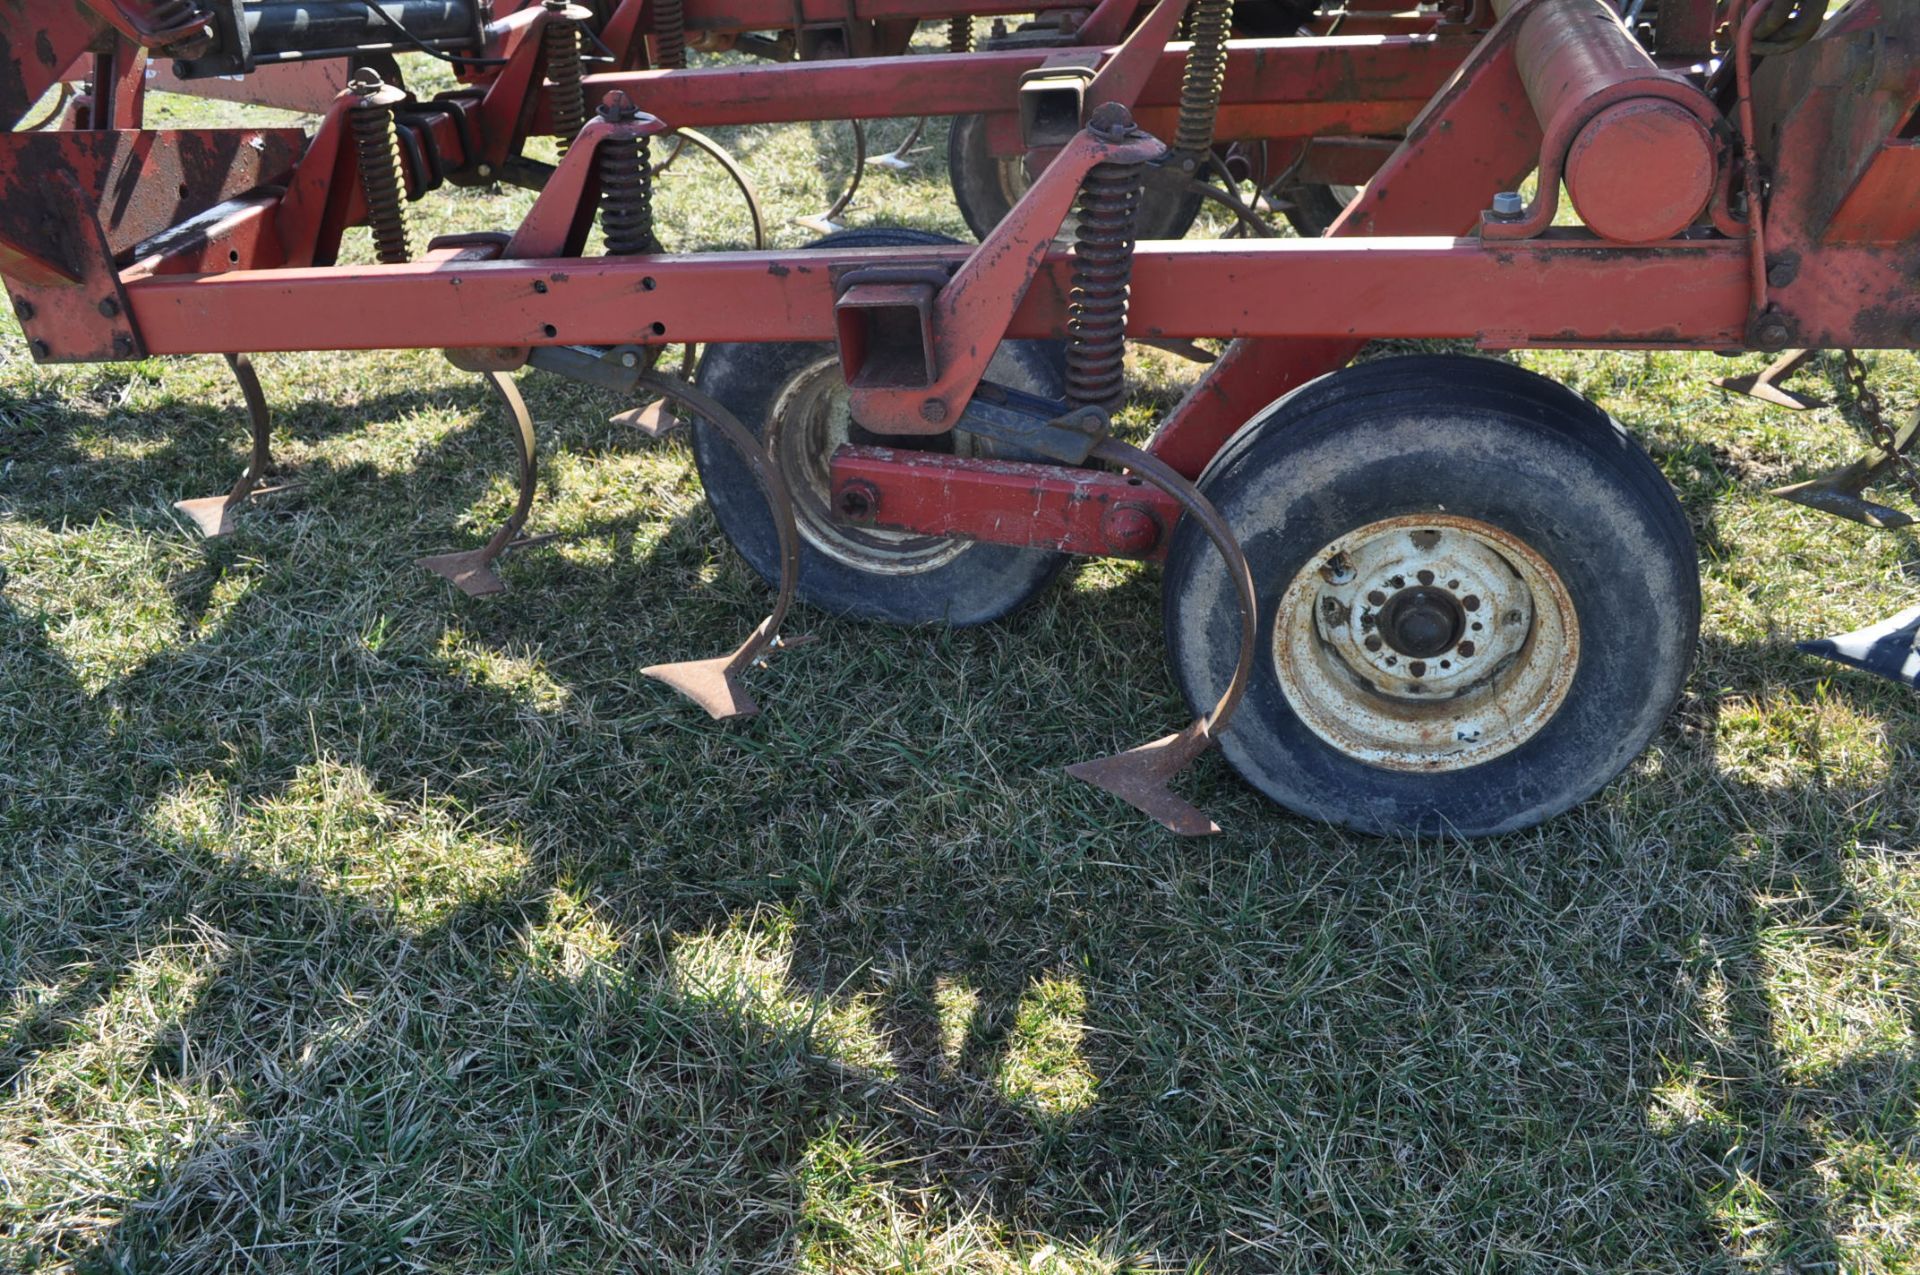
{"left": 1716, "top": 348, "right": 1825, "bottom": 411}
{"left": 634, "top": 372, "right": 809, "bottom": 721}
{"left": 173, "top": 353, "right": 289, "bottom": 537}
{"left": 415, "top": 370, "right": 545, "bottom": 597}
{"left": 8, "top": 0, "right": 1920, "bottom": 834}
{"left": 1800, "top": 605, "right": 1920, "bottom": 689}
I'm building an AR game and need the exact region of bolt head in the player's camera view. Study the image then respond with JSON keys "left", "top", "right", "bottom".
{"left": 919, "top": 399, "right": 949, "bottom": 424}
{"left": 13, "top": 299, "right": 33, "bottom": 322}
{"left": 1490, "top": 191, "right": 1525, "bottom": 218}
{"left": 97, "top": 297, "right": 119, "bottom": 318}
{"left": 29, "top": 339, "right": 50, "bottom": 360}
{"left": 620, "top": 352, "right": 638, "bottom": 367}
{"left": 834, "top": 481, "right": 880, "bottom": 522}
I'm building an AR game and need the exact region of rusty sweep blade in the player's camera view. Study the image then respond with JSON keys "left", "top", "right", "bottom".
{"left": 418, "top": 370, "right": 540, "bottom": 596}
{"left": 1066, "top": 720, "right": 1220, "bottom": 836}
{"left": 1064, "top": 439, "right": 1256, "bottom": 837}
{"left": 1714, "top": 348, "right": 1824, "bottom": 411}
{"left": 175, "top": 353, "right": 281, "bottom": 538}
{"left": 633, "top": 371, "right": 807, "bottom": 719}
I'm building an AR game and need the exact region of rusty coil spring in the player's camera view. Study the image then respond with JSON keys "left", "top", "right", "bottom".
{"left": 1066, "top": 159, "right": 1145, "bottom": 412}
{"left": 546, "top": 15, "right": 587, "bottom": 151}
{"left": 148, "top": 0, "right": 205, "bottom": 33}
{"left": 349, "top": 98, "right": 410, "bottom": 264}
{"left": 946, "top": 15, "right": 973, "bottom": 52}
{"left": 598, "top": 131, "right": 657, "bottom": 254}
{"left": 654, "top": 0, "right": 688, "bottom": 68}
{"left": 1173, "top": 0, "right": 1234, "bottom": 164}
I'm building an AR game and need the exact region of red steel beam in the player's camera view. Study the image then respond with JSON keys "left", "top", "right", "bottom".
{"left": 566, "top": 34, "right": 1466, "bottom": 131}
{"left": 830, "top": 446, "right": 1183, "bottom": 560}
{"left": 121, "top": 237, "right": 1753, "bottom": 355}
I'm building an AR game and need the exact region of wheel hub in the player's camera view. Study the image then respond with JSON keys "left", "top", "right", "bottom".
{"left": 1376, "top": 585, "right": 1465, "bottom": 659}
{"left": 769, "top": 357, "right": 974, "bottom": 575}
{"left": 1274, "top": 513, "right": 1580, "bottom": 772}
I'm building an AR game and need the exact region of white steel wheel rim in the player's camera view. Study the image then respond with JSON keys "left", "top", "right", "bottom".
{"left": 766, "top": 358, "right": 974, "bottom": 575}
{"left": 1272, "top": 513, "right": 1580, "bottom": 772}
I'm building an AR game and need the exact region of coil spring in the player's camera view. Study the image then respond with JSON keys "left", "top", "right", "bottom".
{"left": 349, "top": 97, "right": 410, "bottom": 264}
{"left": 947, "top": 15, "right": 973, "bottom": 52}
{"left": 598, "top": 132, "right": 656, "bottom": 255}
{"left": 545, "top": 11, "right": 587, "bottom": 152}
{"left": 148, "top": 0, "right": 204, "bottom": 33}
{"left": 1173, "top": 0, "right": 1233, "bottom": 164}
{"left": 1065, "top": 159, "right": 1144, "bottom": 412}
{"left": 653, "top": 0, "right": 688, "bottom": 67}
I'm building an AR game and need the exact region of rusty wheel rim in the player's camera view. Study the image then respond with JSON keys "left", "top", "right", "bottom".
{"left": 1273, "top": 513, "right": 1579, "bottom": 772}
{"left": 767, "top": 358, "right": 978, "bottom": 575}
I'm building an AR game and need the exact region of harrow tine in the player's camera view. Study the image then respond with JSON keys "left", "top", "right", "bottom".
{"left": 418, "top": 370, "right": 543, "bottom": 597}
{"left": 1715, "top": 348, "right": 1825, "bottom": 410}
{"left": 635, "top": 371, "right": 809, "bottom": 720}
{"left": 1064, "top": 438, "right": 1256, "bottom": 837}
{"left": 175, "top": 353, "right": 290, "bottom": 538}
{"left": 1799, "top": 601, "right": 1920, "bottom": 689}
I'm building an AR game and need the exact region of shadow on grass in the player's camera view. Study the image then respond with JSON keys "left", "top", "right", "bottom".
{"left": 3, "top": 370, "right": 1920, "bottom": 1271}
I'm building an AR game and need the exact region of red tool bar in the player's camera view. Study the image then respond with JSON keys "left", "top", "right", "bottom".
{"left": 829, "top": 446, "right": 1182, "bottom": 560}
{"left": 567, "top": 34, "right": 1463, "bottom": 130}
{"left": 679, "top": 0, "right": 1102, "bottom": 27}
{"left": 123, "top": 236, "right": 1752, "bottom": 355}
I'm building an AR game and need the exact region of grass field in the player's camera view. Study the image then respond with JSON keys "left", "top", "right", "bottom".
{"left": 6, "top": 45, "right": 1920, "bottom": 1274}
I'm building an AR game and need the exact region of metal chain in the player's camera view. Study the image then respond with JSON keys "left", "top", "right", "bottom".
{"left": 1843, "top": 348, "right": 1920, "bottom": 503}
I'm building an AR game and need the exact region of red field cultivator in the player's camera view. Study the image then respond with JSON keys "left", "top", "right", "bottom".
{"left": 3, "top": 0, "right": 1917, "bottom": 836}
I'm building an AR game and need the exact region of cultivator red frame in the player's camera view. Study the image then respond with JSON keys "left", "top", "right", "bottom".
{"left": 5, "top": 0, "right": 1918, "bottom": 835}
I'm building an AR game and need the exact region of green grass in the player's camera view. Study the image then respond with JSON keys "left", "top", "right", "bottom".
{"left": 6, "top": 42, "right": 1920, "bottom": 1274}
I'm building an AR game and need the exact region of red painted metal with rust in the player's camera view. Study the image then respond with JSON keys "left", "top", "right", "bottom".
{"left": 1495, "top": 0, "right": 1716, "bottom": 243}
{"left": 4, "top": 0, "right": 1920, "bottom": 562}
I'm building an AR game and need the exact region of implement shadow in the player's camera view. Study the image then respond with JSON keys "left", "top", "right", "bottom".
{"left": 1, "top": 357, "right": 1918, "bottom": 1269}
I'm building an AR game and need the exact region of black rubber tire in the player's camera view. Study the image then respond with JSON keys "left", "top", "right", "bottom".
{"left": 1162, "top": 354, "right": 1701, "bottom": 837}
{"left": 946, "top": 113, "right": 1203, "bottom": 242}
{"left": 1281, "top": 182, "right": 1350, "bottom": 238}
{"left": 692, "top": 228, "right": 1068, "bottom": 628}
